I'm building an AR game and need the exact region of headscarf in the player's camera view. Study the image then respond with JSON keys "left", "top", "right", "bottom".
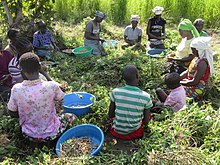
{"left": 190, "top": 37, "right": 214, "bottom": 74}
{"left": 193, "top": 18, "right": 205, "bottom": 26}
{"left": 131, "top": 15, "right": 140, "bottom": 23}
{"left": 177, "top": 19, "right": 200, "bottom": 37}
{"left": 95, "top": 11, "right": 107, "bottom": 20}
{"left": 152, "top": 6, "right": 164, "bottom": 15}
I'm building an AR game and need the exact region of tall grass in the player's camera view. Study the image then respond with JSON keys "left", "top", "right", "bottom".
{"left": 53, "top": 0, "right": 220, "bottom": 28}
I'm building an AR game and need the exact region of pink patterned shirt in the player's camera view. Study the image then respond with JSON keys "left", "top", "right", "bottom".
{"left": 164, "top": 85, "right": 186, "bottom": 112}
{"left": 7, "top": 79, "right": 64, "bottom": 139}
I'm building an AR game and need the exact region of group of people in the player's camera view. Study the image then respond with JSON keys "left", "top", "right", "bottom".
{"left": 0, "top": 21, "right": 76, "bottom": 144}
{"left": 0, "top": 6, "right": 214, "bottom": 146}
{"left": 109, "top": 35, "right": 214, "bottom": 139}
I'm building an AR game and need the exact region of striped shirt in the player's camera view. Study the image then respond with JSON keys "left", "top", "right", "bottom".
{"left": 8, "top": 57, "right": 23, "bottom": 84}
{"left": 110, "top": 85, "right": 153, "bottom": 135}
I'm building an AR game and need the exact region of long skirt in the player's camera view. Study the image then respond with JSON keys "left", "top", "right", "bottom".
{"left": 84, "top": 38, "right": 106, "bottom": 55}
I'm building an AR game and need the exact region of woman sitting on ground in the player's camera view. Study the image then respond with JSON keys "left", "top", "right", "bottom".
{"left": 8, "top": 37, "right": 52, "bottom": 85}
{"left": 146, "top": 6, "right": 166, "bottom": 49}
{"left": 180, "top": 37, "right": 214, "bottom": 100}
{"left": 122, "top": 15, "right": 145, "bottom": 51}
{"left": 0, "top": 38, "right": 13, "bottom": 101}
{"left": 84, "top": 11, "right": 107, "bottom": 56}
{"left": 193, "top": 18, "right": 209, "bottom": 37}
{"left": 7, "top": 52, "right": 76, "bottom": 143}
{"left": 167, "top": 19, "right": 200, "bottom": 73}
{"left": 4, "top": 28, "right": 20, "bottom": 57}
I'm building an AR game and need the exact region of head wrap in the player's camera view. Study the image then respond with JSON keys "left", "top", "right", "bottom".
{"left": 190, "top": 37, "right": 214, "bottom": 74}
{"left": 131, "top": 15, "right": 140, "bottom": 22}
{"left": 95, "top": 11, "right": 107, "bottom": 20}
{"left": 193, "top": 18, "right": 205, "bottom": 26}
{"left": 152, "top": 6, "right": 164, "bottom": 15}
{"left": 178, "top": 19, "right": 200, "bottom": 37}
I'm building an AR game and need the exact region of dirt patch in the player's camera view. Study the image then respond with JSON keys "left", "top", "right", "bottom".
{"left": 103, "top": 132, "right": 138, "bottom": 155}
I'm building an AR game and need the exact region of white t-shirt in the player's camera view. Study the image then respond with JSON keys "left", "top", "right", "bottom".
{"left": 175, "top": 38, "right": 194, "bottom": 58}
{"left": 124, "top": 25, "right": 142, "bottom": 41}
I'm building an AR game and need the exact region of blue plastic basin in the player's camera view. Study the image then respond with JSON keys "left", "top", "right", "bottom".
{"left": 56, "top": 124, "right": 104, "bottom": 156}
{"left": 63, "top": 92, "right": 95, "bottom": 117}
{"left": 146, "top": 48, "right": 167, "bottom": 58}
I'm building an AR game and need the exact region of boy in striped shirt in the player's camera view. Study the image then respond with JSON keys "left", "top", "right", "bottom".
{"left": 108, "top": 65, "right": 153, "bottom": 140}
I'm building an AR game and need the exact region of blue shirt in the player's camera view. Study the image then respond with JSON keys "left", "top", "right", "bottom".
{"left": 33, "top": 29, "right": 55, "bottom": 48}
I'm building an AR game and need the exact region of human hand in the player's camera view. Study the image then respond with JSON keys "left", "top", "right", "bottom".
{"left": 167, "top": 57, "right": 173, "bottom": 62}
{"left": 99, "top": 38, "right": 105, "bottom": 43}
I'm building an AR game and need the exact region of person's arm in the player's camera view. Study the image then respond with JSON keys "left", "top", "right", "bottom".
{"left": 137, "top": 35, "right": 142, "bottom": 43}
{"left": 142, "top": 109, "right": 150, "bottom": 125}
{"left": 124, "top": 35, "right": 129, "bottom": 43}
{"left": 146, "top": 20, "right": 163, "bottom": 40}
{"left": 7, "top": 87, "right": 19, "bottom": 118}
{"left": 161, "top": 20, "right": 166, "bottom": 39}
{"left": 181, "top": 60, "right": 207, "bottom": 86}
{"left": 108, "top": 101, "right": 116, "bottom": 118}
{"left": 49, "top": 31, "right": 60, "bottom": 51}
{"left": 180, "top": 70, "right": 188, "bottom": 80}
{"left": 39, "top": 65, "right": 52, "bottom": 81}
{"left": 8, "top": 110, "right": 19, "bottom": 118}
{"left": 168, "top": 54, "right": 195, "bottom": 63}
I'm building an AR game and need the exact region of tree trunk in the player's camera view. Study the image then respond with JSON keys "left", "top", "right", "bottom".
{"left": 13, "top": 0, "right": 23, "bottom": 27}
{"left": 2, "top": 0, "right": 13, "bottom": 27}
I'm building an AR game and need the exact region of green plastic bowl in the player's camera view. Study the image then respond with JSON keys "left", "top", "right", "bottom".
{"left": 72, "top": 46, "right": 93, "bottom": 57}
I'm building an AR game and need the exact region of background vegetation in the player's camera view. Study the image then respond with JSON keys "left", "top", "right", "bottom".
{"left": 0, "top": 0, "right": 220, "bottom": 164}
{"left": 54, "top": 0, "right": 220, "bottom": 28}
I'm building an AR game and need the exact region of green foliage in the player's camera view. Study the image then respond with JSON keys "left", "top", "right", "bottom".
{"left": 0, "top": 21, "right": 220, "bottom": 164}
{"left": 53, "top": 0, "right": 220, "bottom": 28}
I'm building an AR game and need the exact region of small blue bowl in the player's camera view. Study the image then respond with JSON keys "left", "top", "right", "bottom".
{"left": 63, "top": 92, "right": 96, "bottom": 117}
{"left": 146, "top": 48, "right": 167, "bottom": 58}
{"left": 56, "top": 124, "right": 104, "bottom": 156}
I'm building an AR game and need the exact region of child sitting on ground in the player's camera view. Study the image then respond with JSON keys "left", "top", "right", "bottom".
{"left": 155, "top": 72, "right": 186, "bottom": 112}
{"left": 7, "top": 52, "right": 75, "bottom": 143}
{"left": 108, "top": 65, "right": 153, "bottom": 140}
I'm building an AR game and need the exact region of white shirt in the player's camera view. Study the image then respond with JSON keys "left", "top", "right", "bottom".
{"left": 124, "top": 25, "right": 142, "bottom": 41}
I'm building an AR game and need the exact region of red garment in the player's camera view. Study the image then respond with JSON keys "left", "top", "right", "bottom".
{"left": 0, "top": 51, "right": 13, "bottom": 87}
{"left": 110, "top": 125, "right": 144, "bottom": 140}
{"left": 188, "top": 57, "right": 210, "bottom": 83}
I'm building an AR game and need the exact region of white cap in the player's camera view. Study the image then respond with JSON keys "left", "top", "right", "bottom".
{"left": 152, "top": 6, "right": 164, "bottom": 15}
{"left": 131, "top": 15, "right": 140, "bottom": 22}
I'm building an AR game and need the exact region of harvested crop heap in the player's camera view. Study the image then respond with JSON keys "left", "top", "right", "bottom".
{"left": 60, "top": 137, "right": 92, "bottom": 157}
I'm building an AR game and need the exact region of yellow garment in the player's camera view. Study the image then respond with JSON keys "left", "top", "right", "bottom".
{"left": 175, "top": 38, "right": 194, "bottom": 58}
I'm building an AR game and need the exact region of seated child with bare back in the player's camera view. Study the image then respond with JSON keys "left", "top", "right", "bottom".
{"left": 108, "top": 65, "right": 153, "bottom": 140}
{"left": 155, "top": 72, "right": 186, "bottom": 112}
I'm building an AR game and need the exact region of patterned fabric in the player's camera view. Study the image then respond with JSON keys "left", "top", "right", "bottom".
{"left": 148, "top": 17, "right": 166, "bottom": 39}
{"left": 33, "top": 30, "right": 55, "bottom": 48}
{"left": 164, "top": 85, "right": 186, "bottom": 112}
{"left": 185, "top": 81, "right": 206, "bottom": 100}
{"left": 0, "top": 51, "right": 13, "bottom": 87}
{"left": 23, "top": 113, "right": 76, "bottom": 142}
{"left": 7, "top": 79, "right": 65, "bottom": 139}
{"left": 188, "top": 57, "right": 210, "bottom": 83}
{"left": 185, "top": 57, "right": 210, "bottom": 99}
{"left": 124, "top": 25, "right": 142, "bottom": 41}
{"left": 110, "top": 85, "right": 153, "bottom": 135}
{"left": 8, "top": 56, "right": 23, "bottom": 84}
